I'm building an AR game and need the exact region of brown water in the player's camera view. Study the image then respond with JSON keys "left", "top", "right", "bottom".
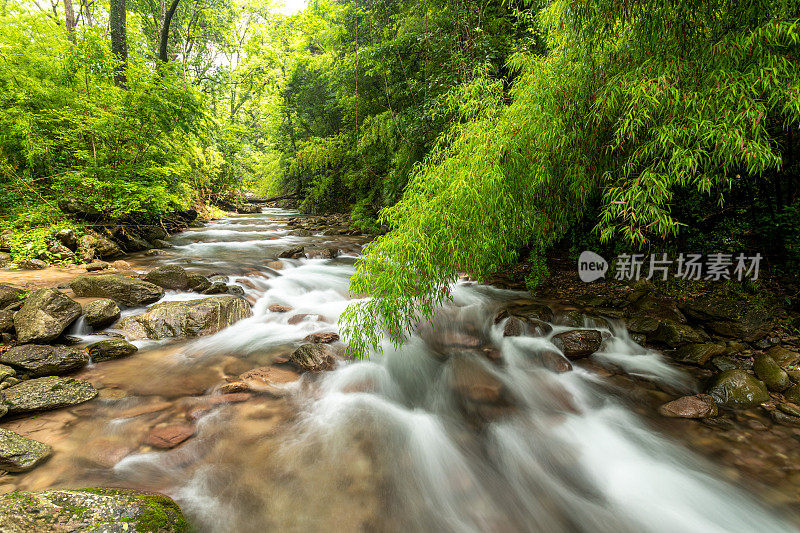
{"left": 2, "top": 209, "right": 798, "bottom": 532}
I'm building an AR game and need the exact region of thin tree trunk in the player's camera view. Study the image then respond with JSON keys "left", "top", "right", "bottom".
{"left": 158, "top": 0, "right": 180, "bottom": 62}
{"left": 64, "top": 0, "right": 76, "bottom": 41}
{"left": 81, "top": 0, "right": 93, "bottom": 27}
{"left": 109, "top": 0, "right": 127, "bottom": 87}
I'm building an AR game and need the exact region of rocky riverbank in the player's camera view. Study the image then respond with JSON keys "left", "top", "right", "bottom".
{"left": 3, "top": 209, "right": 800, "bottom": 527}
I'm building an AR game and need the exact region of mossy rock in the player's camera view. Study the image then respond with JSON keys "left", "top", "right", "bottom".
{"left": 13, "top": 288, "right": 81, "bottom": 344}
{"left": 2, "top": 376, "right": 97, "bottom": 415}
{"left": 753, "top": 354, "right": 791, "bottom": 392}
{"left": 0, "top": 488, "right": 189, "bottom": 532}
{"left": 86, "top": 339, "right": 138, "bottom": 362}
{"left": 707, "top": 370, "right": 769, "bottom": 409}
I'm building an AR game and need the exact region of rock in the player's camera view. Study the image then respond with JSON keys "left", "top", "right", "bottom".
{"left": 145, "top": 424, "right": 196, "bottom": 449}
{"left": 778, "top": 402, "right": 800, "bottom": 418}
{"left": 288, "top": 313, "right": 323, "bottom": 325}
{"left": 58, "top": 197, "right": 102, "bottom": 220}
{"left": 0, "top": 309, "right": 13, "bottom": 333}
{"left": 441, "top": 331, "right": 482, "bottom": 349}
{"left": 651, "top": 320, "right": 706, "bottom": 347}
{"left": 450, "top": 356, "right": 505, "bottom": 404}
{"left": 0, "top": 252, "right": 10, "bottom": 267}
{"left": 47, "top": 241, "right": 76, "bottom": 262}
{"left": 502, "top": 317, "right": 526, "bottom": 337}
{"left": 186, "top": 274, "right": 211, "bottom": 292}
{"left": 625, "top": 316, "right": 660, "bottom": 334}
{"left": 672, "top": 343, "right": 726, "bottom": 365}
{"left": 139, "top": 226, "right": 169, "bottom": 242}
{"left": 680, "top": 296, "right": 771, "bottom": 342}
{"left": 765, "top": 346, "right": 799, "bottom": 368}
{"left": 278, "top": 246, "right": 305, "bottom": 259}
{"left": 306, "top": 247, "right": 337, "bottom": 259}
{"left": 111, "top": 259, "right": 131, "bottom": 270}
{"left": 707, "top": 370, "right": 770, "bottom": 409}
{"left": 69, "top": 274, "right": 164, "bottom": 307}
{"left": 202, "top": 282, "right": 228, "bottom": 294}
{"left": 550, "top": 329, "right": 602, "bottom": 359}
{"left": 658, "top": 394, "right": 718, "bottom": 418}
{"left": 304, "top": 332, "right": 339, "bottom": 344}
{"left": 0, "top": 230, "right": 11, "bottom": 252}
{"left": 753, "top": 354, "right": 791, "bottom": 391}
{"left": 237, "top": 203, "right": 261, "bottom": 214}
{"left": 289, "top": 343, "right": 338, "bottom": 372}
{"left": 0, "top": 284, "right": 25, "bottom": 309}
{"left": 55, "top": 228, "right": 78, "bottom": 250}
{"left": 268, "top": 304, "right": 292, "bottom": 313}
{"left": 18, "top": 258, "right": 47, "bottom": 270}
{"left": 13, "top": 288, "right": 81, "bottom": 343}
{"left": 237, "top": 365, "right": 299, "bottom": 396}
{"left": 534, "top": 350, "right": 573, "bottom": 373}
{"left": 0, "top": 428, "right": 52, "bottom": 472}
{"left": 0, "top": 364, "right": 16, "bottom": 382}
{"left": 710, "top": 356, "right": 741, "bottom": 372}
{"left": 784, "top": 384, "right": 800, "bottom": 404}
{"left": 2, "top": 376, "right": 97, "bottom": 415}
{"left": 498, "top": 303, "right": 554, "bottom": 323}
{"left": 119, "top": 296, "right": 252, "bottom": 340}
{"left": 87, "top": 339, "right": 138, "bottom": 362}
{"left": 77, "top": 233, "right": 124, "bottom": 262}
{"left": 227, "top": 285, "right": 245, "bottom": 296}
{"left": 0, "top": 488, "right": 188, "bottom": 532}
{"left": 152, "top": 239, "right": 173, "bottom": 248}
{"left": 84, "top": 260, "right": 109, "bottom": 271}
{"left": 144, "top": 264, "right": 191, "bottom": 290}
{"left": 289, "top": 229, "right": 312, "bottom": 236}
{"left": 0, "top": 345, "right": 88, "bottom": 377}
{"left": 83, "top": 298, "right": 121, "bottom": 329}
{"left": 266, "top": 260, "right": 284, "bottom": 270}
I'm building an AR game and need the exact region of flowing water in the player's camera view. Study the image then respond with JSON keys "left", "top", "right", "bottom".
{"left": 3, "top": 209, "right": 798, "bottom": 532}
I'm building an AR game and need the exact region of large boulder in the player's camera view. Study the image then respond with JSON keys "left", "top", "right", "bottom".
{"left": 0, "top": 345, "right": 88, "bottom": 377}
{"left": 87, "top": 339, "right": 138, "bottom": 362}
{"left": 69, "top": 274, "right": 164, "bottom": 307}
{"left": 753, "top": 354, "right": 791, "bottom": 392}
{"left": 119, "top": 296, "right": 252, "bottom": 340}
{"left": 47, "top": 241, "right": 76, "bottom": 262}
{"left": 0, "top": 428, "right": 52, "bottom": 472}
{"left": 13, "top": 288, "right": 81, "bottom": 343}
{"left": 289, "top": 343, "right": 338, "bottom": 372}
{"left": 0, "top": 488, "right": 189, "bottom": 532}
{"left": 55, "top": 228, "right": 78, "bottom": 250}
{"left": 2, "top": 376, "right": 97, "bottom": 415}
{"left": 144, "top": 264, "right": 191, "bottom": 290}
{"left": 550, "top": 329, "right": 603, "bottom": 359}
{"left": 0, "top": 284, "right": 24, "bottom": 310}
{"left": 76, "top": 233, "right": 124, "bottom": 262}
{"left": 679, "top": 296, "right": 771, "bottom": 342}
{"left": 706, "top": 370, "right": 770, "bottom": 409}
{"left": 83, "top": 298, "right": 121, "bottom": 329}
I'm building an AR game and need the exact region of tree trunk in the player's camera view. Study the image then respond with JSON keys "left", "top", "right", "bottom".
{"left": 64, "top": 0, "right": 76, "bottom": 42}
{"left": 158, "top": 0, "right": 180, "bottom": 62}
{"left": 109, "top": 0, "right": 127, "bottom": 87}
{"left": 81, "top": 0, "right": 93, "bottom": 27}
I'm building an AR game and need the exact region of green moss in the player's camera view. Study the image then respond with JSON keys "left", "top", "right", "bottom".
{"left": 76, "top": 489, "right": 190, "bottom": 532}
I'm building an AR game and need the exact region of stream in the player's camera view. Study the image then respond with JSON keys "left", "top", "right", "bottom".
{"left": 3, "top": 208, "right": 798, "bottom": 532}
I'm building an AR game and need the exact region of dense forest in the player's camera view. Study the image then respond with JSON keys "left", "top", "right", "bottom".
{"left": 1, "top": 0, "right": 799, "bottom": 352}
